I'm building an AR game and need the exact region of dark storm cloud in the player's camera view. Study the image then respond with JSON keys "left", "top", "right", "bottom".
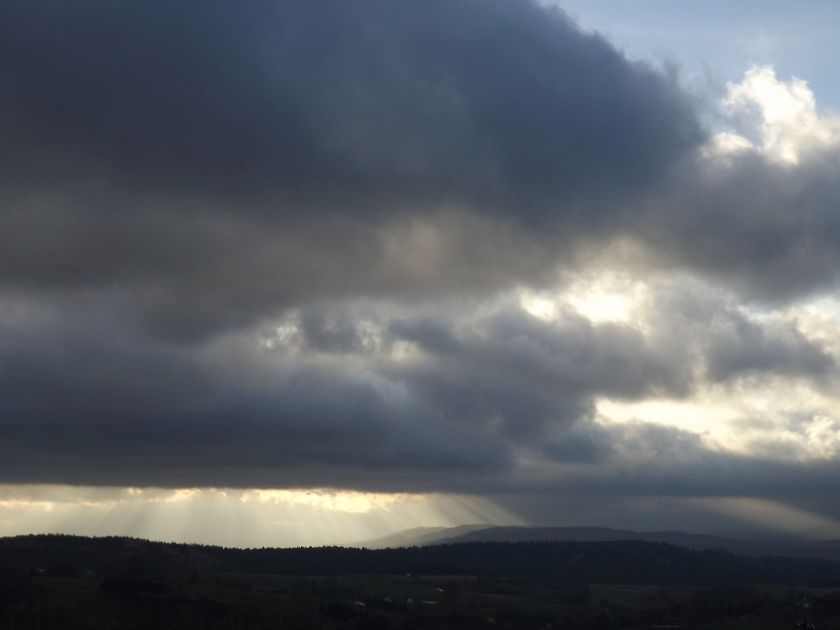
{"left": 5, "top": 0, "right": 840, "bottom": 320}
{"left": 2, "top": 280, "right": 833, "bottom": 491}
{"left": 298, "top": 304, "right": 374, "bottom": 354}
{"left": 3, "top": 0, "right": 840, "bottom": 515}
{"left": 0, "top": 296, "right": 696, "bottom": 489}
{"left": 643, "top": 147, "right": 840, "bottom": 301}
{"left": 388, "top": 306, "right": 691, "bottom": 403}
{"left": 2, "top": 0, "right": 839, "bottom": 316}
{"left": 0, "top": 288, "right": 838, "bottom": 512}
{"left": 0, "top": 0, "right": 698, "bottom": 205}
{"left": 705, "top": 308, "right": 833, "bottom": 382}
{"left": 0, "top": 0, "right": 702, "bottom": 337}
{"left": 512, "top": 419, "right": 840, "bottom": 516}
{"left": 0, "top": 306, "right": 512, "bottom": 488}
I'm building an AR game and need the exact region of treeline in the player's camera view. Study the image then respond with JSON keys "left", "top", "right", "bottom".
{"left": 3, "top": 534, "right": 840, "bottom": 586}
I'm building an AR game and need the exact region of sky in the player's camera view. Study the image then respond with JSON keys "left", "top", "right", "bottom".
{"left": 558, "top": 0, "right": 840, "bottom": 108}
{"left": 2, "top": 0, "right": 840, "bottom": 546}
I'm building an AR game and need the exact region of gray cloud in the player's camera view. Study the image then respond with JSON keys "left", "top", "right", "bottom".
{"left": 705, "top": 309, "right": 833, "bottom": 382}
{"left": 2, "top": 0, "right": 840, "bottom": 531}
{"left": 0, "top": 0, "right": 701, "bottom": 339}
{"left": 0, "top": 295, "right": 695, "bottom": 489}
{"left": 0, "top": 0, "right": 698, "bottom": 205}
{"left": 1, "top": 286, "right": 840, "bottom": 532}
{"left": 634, "top": 279, "right": 836, "bottom": 383}
{"left": 4, "top": 277, "right": 833, "bottom": 491}
{"left": 2, "top": 1, "right": 840, "bottom": 321}
{"left": 642, "top": 147, "right": 840, "bottom": 301}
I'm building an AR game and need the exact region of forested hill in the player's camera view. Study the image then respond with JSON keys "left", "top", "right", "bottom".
{"left": 3, "top": 535, "right": 840, "bottom": 586}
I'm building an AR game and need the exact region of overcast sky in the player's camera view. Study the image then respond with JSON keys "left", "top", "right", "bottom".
{"left": 2, "top": 0, "right": 840, "bottom": 546}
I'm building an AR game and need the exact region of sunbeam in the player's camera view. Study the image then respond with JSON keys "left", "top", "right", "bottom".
{"left": 0, "top": 485, "right": 523, "bottom": 547}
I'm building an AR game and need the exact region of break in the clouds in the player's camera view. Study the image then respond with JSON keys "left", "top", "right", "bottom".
{"left": 3, "top": 0, "right": 840, "bottom": 537}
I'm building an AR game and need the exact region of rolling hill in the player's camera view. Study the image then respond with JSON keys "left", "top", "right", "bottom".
{"left": 361, "top": 524, "right": 840, "bottom": 561}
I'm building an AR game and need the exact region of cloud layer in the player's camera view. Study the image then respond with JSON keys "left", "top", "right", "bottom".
{"left": 2, "top": 0, "right": 840, "bottom": 531}
{"left": 0, "top": 0, "right": 703, "bottom": 337}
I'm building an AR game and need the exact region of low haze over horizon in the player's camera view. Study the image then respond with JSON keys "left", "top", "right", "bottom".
{"left": 2, "top": 0, "right": 840, "bottom": 547}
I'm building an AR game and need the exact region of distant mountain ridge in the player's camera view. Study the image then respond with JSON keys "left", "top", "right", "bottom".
{"left": 361, "top": 525, "right": 840, "bottom": 561}
{"left": 355, "top": 524, "right": 488, "bottom": 549}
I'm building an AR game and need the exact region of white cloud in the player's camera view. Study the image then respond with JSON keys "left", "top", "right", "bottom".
{"left": 708, "top": 65, "right": 840, "bottom": 164}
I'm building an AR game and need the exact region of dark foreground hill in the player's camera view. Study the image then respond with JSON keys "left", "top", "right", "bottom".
{"left": 3, "top": 535, "right": 840, "bottom": 629}
{"left": 3, "top": 534, "right": 840, "bottom": 586}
